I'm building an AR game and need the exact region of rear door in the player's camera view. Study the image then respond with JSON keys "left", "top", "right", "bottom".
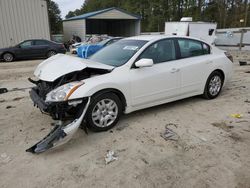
{"left": 176, "top": 38, "right": 213, "bottom": 95}
{"left": 130, "top": 39, "right": 181, "bottom": 106}
{"left": 33, "top": 40, "right": 50, "bottom": 57}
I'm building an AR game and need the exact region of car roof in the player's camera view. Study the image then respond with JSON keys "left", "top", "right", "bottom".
{"left": 125, "top": 35, "right": 207, "bottom": 43}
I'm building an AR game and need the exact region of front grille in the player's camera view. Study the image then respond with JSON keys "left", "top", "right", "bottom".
{"left": 36, "top": 81, "right": 55, "bottom": 100}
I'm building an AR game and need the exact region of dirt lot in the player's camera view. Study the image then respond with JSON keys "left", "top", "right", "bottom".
{"left": 0, "top": 54, "right": 250, "bottom": 188}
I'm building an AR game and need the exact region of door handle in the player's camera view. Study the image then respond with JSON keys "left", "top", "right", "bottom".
{"left": 170, "top": 68, "right": 180, "bottom": 73}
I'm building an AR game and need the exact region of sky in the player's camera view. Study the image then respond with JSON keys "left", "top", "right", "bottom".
{"left": 53, "top": 0, "right": 84, "bottom": 19}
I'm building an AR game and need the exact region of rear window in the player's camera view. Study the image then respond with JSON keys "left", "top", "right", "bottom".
{"left": 178, "top": 39, "right": 210, "bottom": 58}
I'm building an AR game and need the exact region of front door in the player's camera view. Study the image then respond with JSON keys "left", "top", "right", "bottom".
{"left": 130, "top": 39, "right": 181, "bottom": 106}
{"left": 15, "top": 40, "right": 34, "bottom": 58}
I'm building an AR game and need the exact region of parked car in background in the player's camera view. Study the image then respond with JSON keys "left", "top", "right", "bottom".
{"left": 77, "top": 37, "right": 122, "bottom": 58}
{"left": 28, "top": 35, "right": 233, "bottom": 153}
{"left": 0, "top": 39, "right": 66, "bottom": 62}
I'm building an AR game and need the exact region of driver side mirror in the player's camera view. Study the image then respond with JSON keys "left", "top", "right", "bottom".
{"left": 135, "top": 58, "right": 153, "bottom": 68}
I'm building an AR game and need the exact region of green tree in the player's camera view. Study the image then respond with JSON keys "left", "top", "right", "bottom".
{"left": 65, "top": 0, "right": 250, "bottom": 31}
{"left": 47, "top": 0, "right": 62, "bottom": 34}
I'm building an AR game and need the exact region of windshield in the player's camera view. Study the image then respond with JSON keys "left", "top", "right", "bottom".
{"left": 89, "top": 40, "right": 148, "bottom": 67}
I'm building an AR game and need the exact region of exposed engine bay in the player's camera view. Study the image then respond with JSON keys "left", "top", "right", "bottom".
{"left": 27, "top": 66, "right": 112, "bottom": 153}
{"left": 29, "top": 67, "right": 111, "bottom": 120}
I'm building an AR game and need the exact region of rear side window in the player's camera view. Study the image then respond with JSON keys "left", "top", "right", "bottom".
{"left": 139, "top": 39, "right": 176, "bottom": 64}
{"left": 34, "top": 40, "right": 48, "bottom": 45}
{"left": 178, "top": 39, "right": 210, "bottom": 58}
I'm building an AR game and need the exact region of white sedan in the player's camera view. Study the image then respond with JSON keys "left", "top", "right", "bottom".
{"left": 27, "top": 35, "right": 233, "bottom": 153}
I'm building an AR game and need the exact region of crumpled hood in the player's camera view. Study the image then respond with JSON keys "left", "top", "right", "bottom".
{"left": 34, "top": 54, "right": 114, "bottom": 82}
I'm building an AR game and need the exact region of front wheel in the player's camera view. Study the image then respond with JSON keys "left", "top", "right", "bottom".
{"left": 86, "top": 93, "right": 122, "bottom": 132}
{"left": 203, "top": 71, "right": 224, "bottom": 99}
{"left": 3, "top": 53, "right": 14, "bottom": 62}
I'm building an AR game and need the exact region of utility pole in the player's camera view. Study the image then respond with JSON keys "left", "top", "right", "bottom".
{"left": 244, "top": 0, "right": 249, "bottom": 27}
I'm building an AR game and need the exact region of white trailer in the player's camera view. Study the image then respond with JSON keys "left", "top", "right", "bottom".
{"left": 165, "top": 20, "right": 217, "bottom": 44}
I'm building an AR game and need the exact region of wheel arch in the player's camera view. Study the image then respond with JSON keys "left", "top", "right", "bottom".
{"left": 1, "top": 51, "right": 15, "bottom": 59}
{"left": 213, "top": 69, "right": 225, "bottom": 82}
{"left": 91, "top": 88, "right": 127, "bottom": 111}
{"left": 203, "top": 69, "right": 225, "bottom": 96}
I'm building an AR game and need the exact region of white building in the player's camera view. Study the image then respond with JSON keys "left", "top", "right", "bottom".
{"left": 0, "top": 0, "right": 50, "bottom": 48}
{"left": 63, "top": 7, "right": 141, "bottom": 41}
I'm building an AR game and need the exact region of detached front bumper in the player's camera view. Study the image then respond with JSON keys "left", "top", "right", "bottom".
{"left": 27, "top": 88, "right": 91, "bottom": 153}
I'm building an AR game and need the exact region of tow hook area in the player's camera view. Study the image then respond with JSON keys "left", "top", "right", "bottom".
{"left": 26, "top": 97, "right": 91, "bottom": 154}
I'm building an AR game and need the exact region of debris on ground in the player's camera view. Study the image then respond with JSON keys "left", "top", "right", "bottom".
{"left": 244, "top": 99, "right": 250, "bottom": 103}
{"left": 230, "top": 114, "right": 243, "bottom": 118}
{"left": 0, "top": 153, "right": 12, "bottom": 164}
{"left": 235, "top": 120, "right": 248, "bottom": 123}
{"left": 105, "top": 150, "right": 118, "bottom": 165}
{"left": 6, "top": 105, "right": 15, "bottom": 109}
{"left": 160, "top": 124, "right": 179, "bottom": 141}
{"left": 239, "top": 61, "right": 247, "bottom": 66}
{"left": 229, "top": 132, "right": 242, "bottom": 142}
{"left": 13, "top": 97, "right": 24, "bottom": 101}
{"left": 211, "top": 122, "right": 234, "bottom": 131}
{"left": 141, "top": 158, "right": 149, "bottom": 164}
{"left": 0, "top": 99, "right": 5, "bottom": 103}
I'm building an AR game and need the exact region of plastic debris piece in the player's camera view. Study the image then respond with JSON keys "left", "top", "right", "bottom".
{"left": 230, "top": 114, "right": 243, "bottom": 118}
{"left": 160, "top": 127, "right": 179, "bottom": 141}
{"left": 0, "top": 153, "right": 12, "bottom": 164}
{"left": 105, "top": 150, "right": 118, "bottom": 165}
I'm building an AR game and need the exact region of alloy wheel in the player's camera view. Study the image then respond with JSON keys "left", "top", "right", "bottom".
{"left": 208, "top": 75, "right": 222, "bottom": 96}
{"left": 91, "top": 99, "right": 118, "bottom": 128}
{"left": 3, "top": 53, "right": 13, "bottom": 62}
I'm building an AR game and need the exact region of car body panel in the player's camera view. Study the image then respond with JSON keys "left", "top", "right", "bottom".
{"left": 34, "top": 54, "right": 114, "bottom": 82}
{"left": 34, "top": 35, "right": 233, "bottom": 114}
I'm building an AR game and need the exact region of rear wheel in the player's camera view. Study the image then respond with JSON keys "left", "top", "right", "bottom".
{"left": 47, "top": 50, "right": 56, "bottom": 58}
{"left": 203, "top": 71, "right": 224, "bottom": 99}
{"left": 86, "top": 93, "right": 122, "bottom": 132}
{"left": 3, "top": 53, "right": 14, "bottom": 62}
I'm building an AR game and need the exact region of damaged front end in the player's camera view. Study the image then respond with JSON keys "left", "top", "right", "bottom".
{"left": 26, "top": 56, "right": 113, "bottom": 153}
{"left": 26, "top": 97, "right": 90, "bottom": 153}
{"left": 27, "top": 77, "right": 91, "bottom": 153}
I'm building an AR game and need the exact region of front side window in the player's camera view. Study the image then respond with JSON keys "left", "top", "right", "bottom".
{"left": 178, "top": 39, "right": 209, "bottom": 58}
{"left": 139, "top": 39, "right": 176, "bottom": 64}
{"left": 20, "top": 41, "right": 32, "bottom": 48}
{"left": 90, "top": 40, "right": 147, "bottom": 67}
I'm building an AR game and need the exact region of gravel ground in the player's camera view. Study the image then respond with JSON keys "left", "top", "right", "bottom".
{"left": 0, "top": 54, "right": 250, "bottom": 188}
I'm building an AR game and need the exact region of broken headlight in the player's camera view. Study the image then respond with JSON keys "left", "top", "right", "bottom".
{"left": 46, "top": 81, "right": 84, "bottom": 102}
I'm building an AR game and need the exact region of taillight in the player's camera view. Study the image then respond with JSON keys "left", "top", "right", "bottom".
{"left": 224, "top": 52, "right": 233, "bottom": 63}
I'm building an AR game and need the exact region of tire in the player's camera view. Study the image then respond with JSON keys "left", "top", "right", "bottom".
{"left": 86, "top": 92, "right": 122, "bottom": 132}
{"left": 203, "top": 71, "right": 224, "bottom": 99}
{"left": 3, "top": 53, "right": 14, "bottom": 62}
{"left": 47, "top": 50, "right": 56, "bottom": 58}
